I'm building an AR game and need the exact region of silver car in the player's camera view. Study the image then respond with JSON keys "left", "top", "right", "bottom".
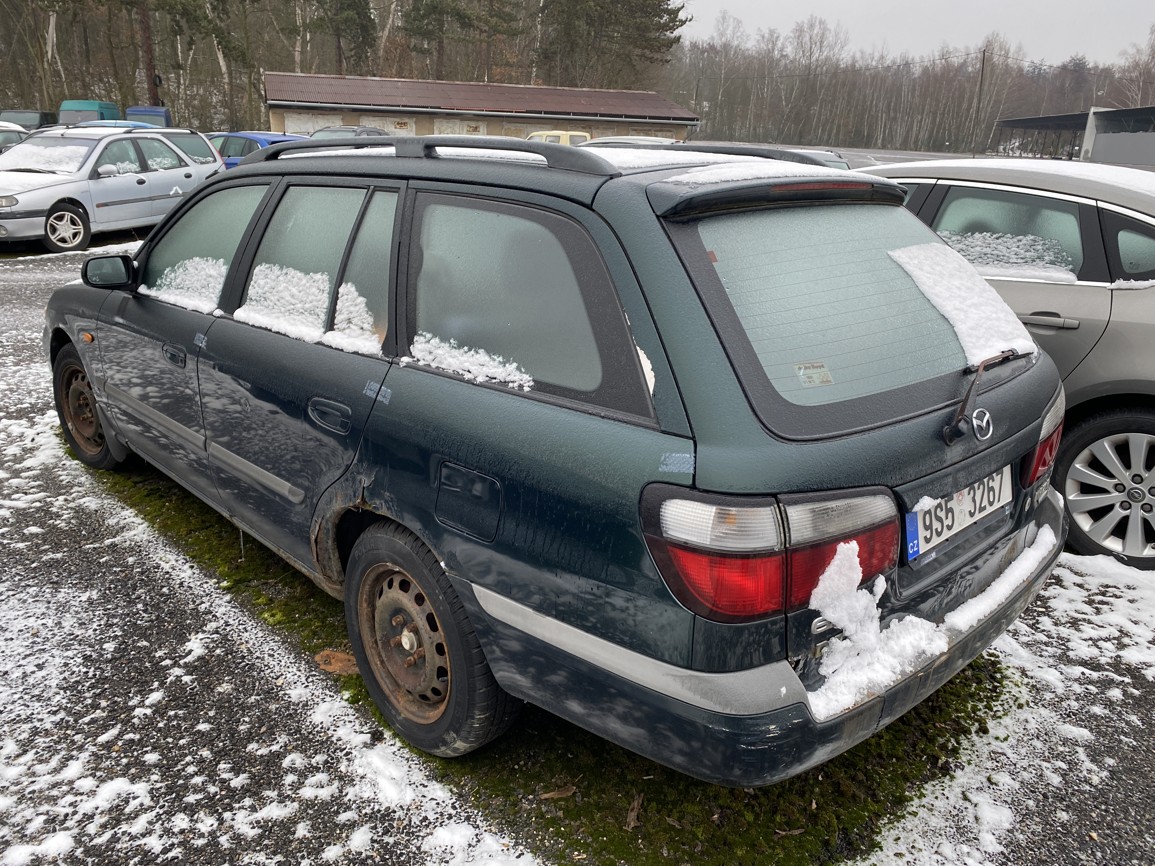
{"left": 0, "top": 126, "right": 223, "bottom": 252}
{"left": 865, "top": 158, "right": 1155, "bottom": 568}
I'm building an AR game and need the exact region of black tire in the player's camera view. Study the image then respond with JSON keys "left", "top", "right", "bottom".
{"left": 1055, "top": 409, "right": 1155, "bottom": 569}
{"left": 52, "top": 343, "right": 122, "bottom": 470}
{"left": 345, "top": 523, "right": 520, "bottom": 756}
{"left": 43, "top": 203, "right": 91, "bottom": 253}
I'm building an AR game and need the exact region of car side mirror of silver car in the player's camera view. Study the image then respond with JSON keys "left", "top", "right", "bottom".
{"left": 96, "top": 164, "right": 119, "bottom": 178}
{"left": 82, "top": 254, "right": 135, "bottom": 289}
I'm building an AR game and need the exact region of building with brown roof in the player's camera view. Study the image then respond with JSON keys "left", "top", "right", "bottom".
{"left": 263, "top": 72, "right": 699, "bottom": 140}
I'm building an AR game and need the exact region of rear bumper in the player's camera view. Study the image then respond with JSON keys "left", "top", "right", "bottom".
{"left": 460, "top": 486, "right": 1065, "bottom": 787}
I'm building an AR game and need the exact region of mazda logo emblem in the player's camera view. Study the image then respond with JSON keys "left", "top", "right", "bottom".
{"left": 972, "top": 408, "right": 994, "bottom": 441}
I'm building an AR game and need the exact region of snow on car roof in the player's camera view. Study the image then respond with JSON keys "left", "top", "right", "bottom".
{"left": 872, "top": 157, "right": 1155, "bottom": 205}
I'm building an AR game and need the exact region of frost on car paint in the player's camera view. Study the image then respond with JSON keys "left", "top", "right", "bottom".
{"left": 939, "top": 230, "right": 1078, "bottom": 282}
{"left": 139, "top": 257, "right": 228, "bottom": 314}
{"left": 407, "top": 332, "right": 534, "bottom": 390}
{"left": 887, "top": 243, "right": 1037, "bottom": 366}
{"left": 806, "top": 525, "right": 1059, "bottom": 721}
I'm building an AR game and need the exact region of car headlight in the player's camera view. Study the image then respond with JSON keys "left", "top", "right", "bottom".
{"left": 0, "top": 195, "right": 17, "bottom": 208}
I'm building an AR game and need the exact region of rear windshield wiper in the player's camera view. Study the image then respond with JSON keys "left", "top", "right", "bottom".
{"left": 943, "top": 349, "right": 1028, "bottom": 445}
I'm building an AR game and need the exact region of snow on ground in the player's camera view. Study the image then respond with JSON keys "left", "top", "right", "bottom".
{"left": 856, "top": 554, "right": 1155, "bottom": 865}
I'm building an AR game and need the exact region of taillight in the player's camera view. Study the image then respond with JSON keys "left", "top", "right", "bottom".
{"left": 644, "top": 488, "right": 898, "bottom": 623}
{"left": 1022, "top": 389, "right": 1065, "bottom": 487}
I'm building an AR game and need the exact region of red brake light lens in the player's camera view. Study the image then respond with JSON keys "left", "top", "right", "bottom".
{"left": 666, "top": 546, "right": 785, "bottom": 618}
{"left": 785, "top": 521, "right": 899, "bottom": 610}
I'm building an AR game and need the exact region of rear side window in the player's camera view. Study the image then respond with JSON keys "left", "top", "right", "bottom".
{"left": 671, "top": 203, "right": 972, "bottom": 437}
{"left": 406, "top": 194, "right": 651, "bottom": 417}
{"left": 1101, "top": 209, "right": 1155, "bottom": 281}
{"left": 140, "top": 184, "right": 269, "bottom": 312}
{"left": 932, "top": 186, "right": 1084, "bottom": 280}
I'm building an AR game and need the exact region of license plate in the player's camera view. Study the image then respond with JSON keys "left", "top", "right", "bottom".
{"left": 905, "top": 465, "right": 1013, "bottom": 559}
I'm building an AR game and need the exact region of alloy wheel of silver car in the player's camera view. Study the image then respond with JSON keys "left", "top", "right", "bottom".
{"left": 1062, "top": 425, "right": 1155, "bottom": 564}
{"left": 44, "top": 203, "right": 91, "bottom": 253}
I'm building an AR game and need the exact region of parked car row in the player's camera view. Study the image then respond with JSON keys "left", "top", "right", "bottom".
{"left": 45, "top": 135, "right": 1066, "bottom": 786}
{"left": 0, "top": 122, "right": 379, "bottom": 251}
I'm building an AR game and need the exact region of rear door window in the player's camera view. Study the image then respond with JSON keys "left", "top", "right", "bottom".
{"left": 234, "top": 185, "right": 397, "bottom": 354}
{"left": 931, "top": 185, "right": 1084, "bottom": 281}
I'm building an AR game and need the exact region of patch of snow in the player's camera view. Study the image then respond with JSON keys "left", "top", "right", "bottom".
{"left": 139, "top": 257, "right": 226, "bottom": 313}
{"left": 807, "top": 525, "right": 1057, "bottom": 721}
{"left": 1111, "top": 278, "right": 1155, "bottom": 289}
{"left": 888, "top": 243, "right": 1037, "bottom": 366}
{"left": 405, "top": 332, "right": 533, "bottom": 390}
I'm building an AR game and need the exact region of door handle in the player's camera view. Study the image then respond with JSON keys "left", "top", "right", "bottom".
{"left": 161, "top": 342, "right": 186, "bottom": 367}
{"left": 136, "top": 177, "right": 147, "bottom": 185}
{"left": 307, "top": 397, "right": 352, "bottom": 435}
{"left": 1020, "top": 313, "right": 1080, "bottom": 330}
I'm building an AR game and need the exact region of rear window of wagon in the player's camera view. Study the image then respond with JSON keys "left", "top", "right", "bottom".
{"left": 670, "top": 202, "right": 970, "bottom": 437}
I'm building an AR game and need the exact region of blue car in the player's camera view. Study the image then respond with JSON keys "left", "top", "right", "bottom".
{"left": 208, "top": 131, "right": 307, "bottom": 169}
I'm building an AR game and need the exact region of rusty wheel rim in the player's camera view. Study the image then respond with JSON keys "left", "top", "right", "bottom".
{"left": 61, "top": 362, "right": 104, "bottom": 456}
{"left": 358, "top": 564, "right": 450, "bottom": 724}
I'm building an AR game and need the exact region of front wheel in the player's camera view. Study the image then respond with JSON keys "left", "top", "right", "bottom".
{"left": 345, "top": 523, "right": 520, "bottom": 756}
{"left": 52, "top": 343, "right": 122, "bottom": 470}
{"left": 43, "top": 203, "right": 91, "bottom": 253}
{"left": 1056, "top": 409, "right": 1155, "bottom": 569}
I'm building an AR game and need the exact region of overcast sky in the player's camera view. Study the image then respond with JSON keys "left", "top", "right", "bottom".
{"left": 678, "top": 0, "right": 1153, "bottom": 67}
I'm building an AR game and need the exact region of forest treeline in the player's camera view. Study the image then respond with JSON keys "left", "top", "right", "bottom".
{"left": 2, "top": 0, "right": 1154, "bottom": 153}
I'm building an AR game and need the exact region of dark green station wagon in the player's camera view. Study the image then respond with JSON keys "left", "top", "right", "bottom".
{"left": 44, "top": 137, "right": 1067, "bottom": 786}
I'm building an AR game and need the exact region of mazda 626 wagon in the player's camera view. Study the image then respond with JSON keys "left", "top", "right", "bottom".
{"left": 45, "top": 136, "right": 1066, "bottom": 786}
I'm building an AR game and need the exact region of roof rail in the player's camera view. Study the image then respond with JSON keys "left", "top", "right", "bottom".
{"left": 246, "top": 135, "right": 621, "bottom": 176}
{"left": 583, "top": 140, "right": 832, "bottom": 167}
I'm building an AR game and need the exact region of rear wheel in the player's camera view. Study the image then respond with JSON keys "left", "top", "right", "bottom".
{"left": 1056, "top": 410, "right": 1155, "bottom": 569}
{"left": 345, "top": 523, "right": 520, "bottom": 756}
{"left": 52, "top": 343, "right": 122, "bottom": 470}
{"left": 43, "top": 203, "right": 91, "bottom": 253}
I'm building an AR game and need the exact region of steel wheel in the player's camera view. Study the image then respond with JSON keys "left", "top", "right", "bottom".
{"left": 344, "top": 523, "right": 520, "bottom": 756}
{"left": 1059, "top": 412, "right": 1155, "bottom": 566}
{"left": 52, "top": 343, "right": 121, "bottom": 470}
{"left": 358, "top": 564, "right": 450, "bottom": 725}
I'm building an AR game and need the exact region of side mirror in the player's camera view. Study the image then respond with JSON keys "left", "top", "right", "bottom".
{"left": 82, "top": 254, "right": 135, "bottom": 289}
{"left": 95, "top": 164, "right": 118, "bottom": 178}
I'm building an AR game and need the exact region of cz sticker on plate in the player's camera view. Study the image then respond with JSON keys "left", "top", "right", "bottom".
{"left": 905, "top": 465, "right": 1013, "bottom": 559}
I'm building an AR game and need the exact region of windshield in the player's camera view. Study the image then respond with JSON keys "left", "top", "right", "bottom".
{"left": 309, "top": 129, "right": 350, "bottom": 139}
{"left": 0, "top": 137, "right": 96, "bottom": 173}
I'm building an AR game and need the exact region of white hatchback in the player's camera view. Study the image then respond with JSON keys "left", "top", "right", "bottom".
{"left": 0, "top": 126, "right": 224, "bottom": 252}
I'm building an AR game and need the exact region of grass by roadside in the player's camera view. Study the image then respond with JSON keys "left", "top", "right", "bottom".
{"left": 96, "top": 458, "right": 1010, "bottom": 866}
